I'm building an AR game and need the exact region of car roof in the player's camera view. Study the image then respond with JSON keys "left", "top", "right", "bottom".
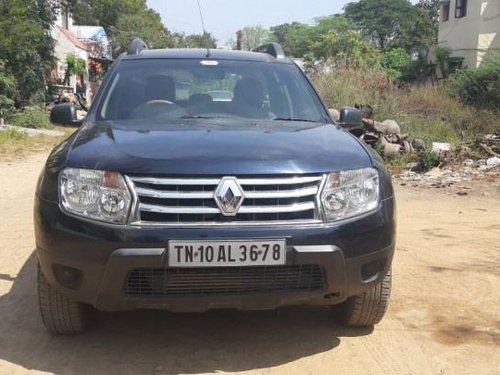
{"left": 121, "top": 48, "right": 294, "bottom": 64}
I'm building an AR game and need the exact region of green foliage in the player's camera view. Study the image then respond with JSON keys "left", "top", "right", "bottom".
{"left": 344, "top": 0, "right": 436, "bottom": 51}
{"left": 64, "top": 53, "right": 86, "bottom": 86}
{"left": 175, "top": 32, "right": 217, "bottom": 49}
{"left": 309, "top": 30, "right": 381, "bottom": 69}
{"left": 270, "top": 15, "right": 356, "bottom": 58}
{"left": 381, "top": 48, "right": 411, "bottom": 79}
{"left": 448, "top": 53, "right": 500, "bottom": 112}
{"left": 421, "top": 150, "right": 438, "bottom": 170}
{"left": 270, "top": 22, "right": 311, "bottom": 57}
{"left": 113, "top": 9, "right": 175, "bottom": 54}
{"left": 239, "top": 25, "right": 272, "bottom": 51}
{"left": 0, "top": 0, "right": 56, "bottom": 103}
{"left": 10, "top": 107, "right": 51, "bottom": 129}
{"left": 71, "top": 0, "right": 176, "bottom": 56}
{"left": 0, "top": 61, "right": 17, "bottom": 119}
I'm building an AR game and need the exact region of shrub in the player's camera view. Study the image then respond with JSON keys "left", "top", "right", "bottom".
{"left": 448, "top": 53, "right": 500, "bottom": 112}
{"left": 381, "top": 48, "right": 411, "bottom": 79}
{"left": 10, "top": 107, "right": 51, "bottom": 129}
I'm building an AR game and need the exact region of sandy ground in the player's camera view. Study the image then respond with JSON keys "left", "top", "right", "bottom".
{"left": 0, "top": 152, "right": 498, "bottom": 375}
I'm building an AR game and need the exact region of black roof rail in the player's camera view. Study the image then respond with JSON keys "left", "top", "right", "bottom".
{"left": 252, "top": 43, "right": 286, "bottom": 59}
{"left": 128, "top": 38, "right": 148, "bottom": 56}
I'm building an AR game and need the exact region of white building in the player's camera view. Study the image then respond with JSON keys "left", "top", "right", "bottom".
{"left": 71, "top": 26, "right": 110, "bottom": 59}
{"left": 438, "top": 0, "right": 500, "bottom": 69}
{"left": 51, "top": 0, "right": 89, "bottom": 96}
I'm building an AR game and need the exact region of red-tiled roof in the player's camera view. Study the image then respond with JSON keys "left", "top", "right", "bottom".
{"left": 57, "top": 25, "right": 88, "bottom": 51}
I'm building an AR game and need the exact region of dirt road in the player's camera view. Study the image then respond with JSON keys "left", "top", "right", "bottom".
{"left": 0, "top": 152, "right": 498, "bottom": 375}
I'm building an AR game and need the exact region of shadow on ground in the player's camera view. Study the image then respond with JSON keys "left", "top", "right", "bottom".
{"left": 0, "top": 252, "right": 372, "bottom": 374}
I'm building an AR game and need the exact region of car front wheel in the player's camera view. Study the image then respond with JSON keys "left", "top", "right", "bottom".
{"left": 37, "top": 262, "right": 87, "bottom": 335}
{"left": 337, "top": 269, "right": 392, "bottom": 326}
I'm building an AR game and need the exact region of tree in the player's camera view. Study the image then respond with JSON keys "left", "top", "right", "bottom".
{"left": 271, "top": 22, "right": 310, "bottom": 57}
{"left": 240, "top": 25, "right": 272, "bottom": 51}
{"left": 0, "top": 0, "right": 56, "bottom": 103}
{"left": 175, "top": 32, "right": 217, "bottom": 49}
{"left": 309, "top": 30, "right": 381, "bottom": 69}
{"left": 70, "top": 0, "right": 175, "bottom": 56}
{"left": 0, "top": 61, "right": 17, "bottom": 120}
{"left": 415, "top": 0, "right": 440, "bottom": 45}
{"left": 271, "top": 15, "right": 356, "bottom": 58}
{"left": 344, "top": 0, "right": 421, "bottom": 51}
{"left": 112, "top": 9, "right": 175, "bottom": 55}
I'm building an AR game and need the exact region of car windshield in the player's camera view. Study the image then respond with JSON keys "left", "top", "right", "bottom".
{"left": 97, "top": 59, "right": 328, "bottom": 123}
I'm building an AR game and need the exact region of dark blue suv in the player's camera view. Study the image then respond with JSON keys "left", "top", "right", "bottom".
{"left": 36, "top": 41, "right": 395, "bottom": 334}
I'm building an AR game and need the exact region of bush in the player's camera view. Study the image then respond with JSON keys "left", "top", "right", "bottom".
{"left": 448, "top": 53, "right": 500, "bottom": 112}
{"left": 9, "top": 107, "right": 50, "bottom": 129}
{"left": 381, "top": 48, "right": 411, "bottom": 79}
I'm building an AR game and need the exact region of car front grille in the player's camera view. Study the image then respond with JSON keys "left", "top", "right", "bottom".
{"left": 124, "top": 265, "right": 325, "bottom": 297}
{"left": 127, "top": 175, "right": 324, "bottom": 225}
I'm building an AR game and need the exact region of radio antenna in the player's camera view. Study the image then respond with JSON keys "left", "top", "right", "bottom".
{"left": 196, "top": 0, "right": 211, "bottom": 57}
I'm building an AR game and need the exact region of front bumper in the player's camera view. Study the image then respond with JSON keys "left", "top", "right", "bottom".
{"left": 35, "top": 196, "right": 395, "bottom": 312}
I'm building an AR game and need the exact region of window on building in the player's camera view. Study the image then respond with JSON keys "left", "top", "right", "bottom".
{"left": 455, "top": 0, "right": 467, "bottom": 18}
{"left": 442, "top": 4, "right": 450, "bottom": 22}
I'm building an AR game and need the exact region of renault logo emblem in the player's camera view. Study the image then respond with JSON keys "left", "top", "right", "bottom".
{"left": 214, "top": 177, "right": 245, "bottom": 216}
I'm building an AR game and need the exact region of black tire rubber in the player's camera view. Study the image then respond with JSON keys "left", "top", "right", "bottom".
{"left": 338, "top": 269, "right": 392, "bottom": 326}
{"left": 37, "top": 262, "right": 87, "bottom": 335}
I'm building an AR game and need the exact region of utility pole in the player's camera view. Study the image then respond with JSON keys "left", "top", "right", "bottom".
{"left": 236, "top": 30, "right": 243, "bottom": 50}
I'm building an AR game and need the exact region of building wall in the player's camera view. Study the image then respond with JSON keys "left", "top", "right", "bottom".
{"left": 438, "top": 0, "right": 500, "bottom": 68}
{"left": 51, "top": 27, "right": 77, "bottom": 90}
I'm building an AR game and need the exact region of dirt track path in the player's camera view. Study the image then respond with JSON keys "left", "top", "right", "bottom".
{"left": 0, "top": 152, "right": 499, "bottom": 375}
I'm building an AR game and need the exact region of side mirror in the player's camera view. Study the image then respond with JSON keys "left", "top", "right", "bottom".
{"left": 50, "top": 104, "right": 83, "bottom": 126}
{"left": 338, "top": 107, "right": 363, "bottom": 133}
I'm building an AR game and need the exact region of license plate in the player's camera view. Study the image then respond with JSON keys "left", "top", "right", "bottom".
{"left": 168, "top": 240, "right": 286, "bottom": 267}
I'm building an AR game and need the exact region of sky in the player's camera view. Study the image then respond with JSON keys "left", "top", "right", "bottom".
{"left": 146, "top": 0, "right": 351, "bottom": 47}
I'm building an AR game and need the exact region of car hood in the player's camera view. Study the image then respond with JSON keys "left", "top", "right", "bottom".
{"left": 67, "top": 120, "right": 372, "bottom": 175}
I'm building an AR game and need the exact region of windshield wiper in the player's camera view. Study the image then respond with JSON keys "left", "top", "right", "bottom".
{"left": 272, "top": 117, "right": 320, "bottom": 123}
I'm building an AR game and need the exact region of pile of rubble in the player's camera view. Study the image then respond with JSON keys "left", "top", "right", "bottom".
{"left": 329, "top": 107, "right": 500, "bottom": 191}
{"left": 399, "top": 157, "right": 500, "bottom": 189}
{"left": 329, "top": 107, "right": 425, "bottom": 159}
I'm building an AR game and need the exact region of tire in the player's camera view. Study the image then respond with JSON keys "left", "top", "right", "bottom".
{"left": 338, "top": 269, "right": 392, "bottom": 326}
{"left": 37, "top": 262, "right": 87, "bottom": 335}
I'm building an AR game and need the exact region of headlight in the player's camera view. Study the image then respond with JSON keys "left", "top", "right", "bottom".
{"left": 59, "top": 168, "right": 132, "bottom": 224}
{"left": 320, "top": 168, "right": 379, "bottom": 221}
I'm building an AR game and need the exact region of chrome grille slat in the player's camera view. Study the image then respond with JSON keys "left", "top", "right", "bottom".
{"left": 139, "top": 202, "right": 316, "bottom": 215}
{"left": 135, "top": 187, "right": 213, "bottom": 199}
{"left": 130, "top": 176, "right": 322, "bottom": 186}
{"left": 128, "top": 174, "right": 323, "bottom": 225}
{"left": 135, "top": 186, "right": 318, "bottom": 200}
{"left": 140, "top": 204, "right": 220, "bottom": 214}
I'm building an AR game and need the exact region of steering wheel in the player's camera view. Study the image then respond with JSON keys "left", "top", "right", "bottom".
{"left": 145, "top": 99, "right": 175, "bottom": 106}
{"left": 130, "top": 99, "right": 184, "bottom": 119}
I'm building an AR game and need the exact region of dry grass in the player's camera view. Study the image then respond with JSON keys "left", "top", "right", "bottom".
{"left": 313, "top": 68, "right": 500, "bottom": 146}
{"left": 0, "top": 125, "right": 75, "bottom": 162}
